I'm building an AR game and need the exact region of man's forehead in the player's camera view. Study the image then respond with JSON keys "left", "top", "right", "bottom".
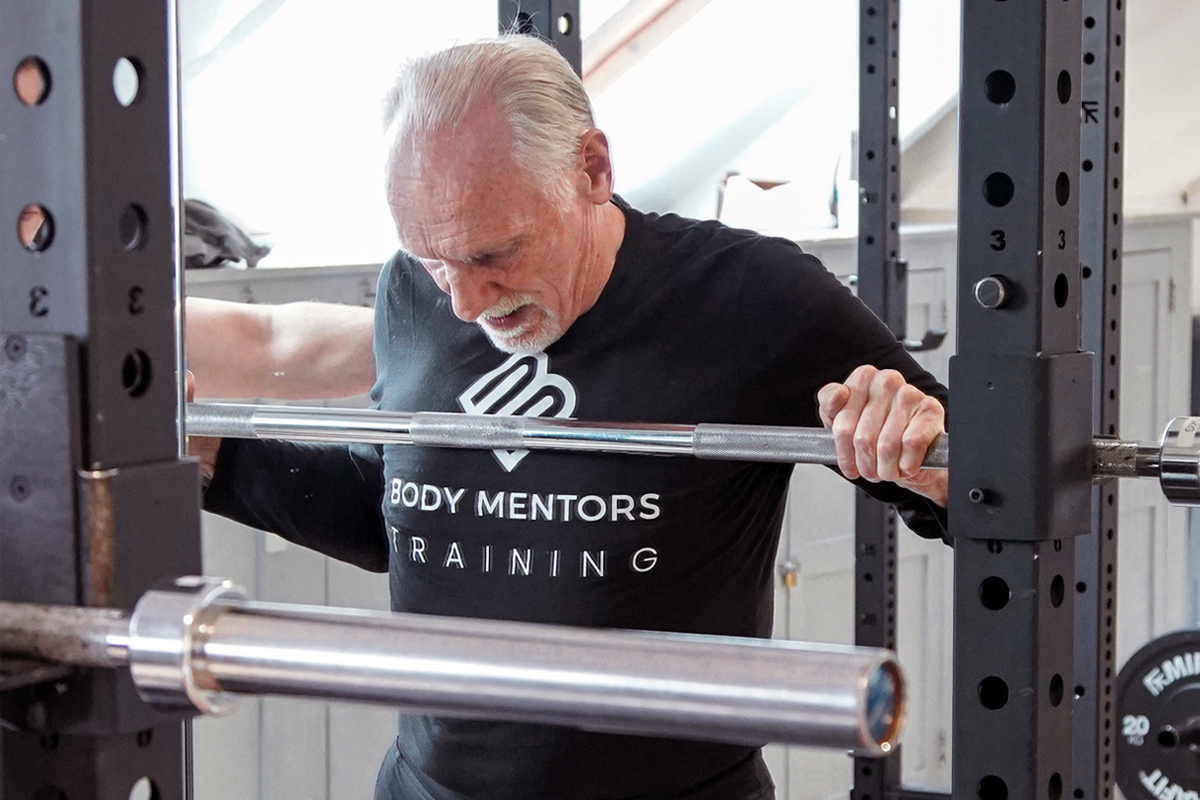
{"left": 390, "top": 166, "right": 535, "bottom": 260}
{"left": 388, "top": 123, "right": 517, "bottom": 212}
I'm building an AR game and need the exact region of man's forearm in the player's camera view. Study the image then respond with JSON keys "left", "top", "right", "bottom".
{"left": 186, "top": 296, "right": 375, "bottom": 399}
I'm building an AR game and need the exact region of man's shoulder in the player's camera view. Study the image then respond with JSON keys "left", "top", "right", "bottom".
{"left": 619, "top": 197, "right": 814, "bottom": 267}
{"left": 617, "top": 204, "right": 783, "bottom": 278}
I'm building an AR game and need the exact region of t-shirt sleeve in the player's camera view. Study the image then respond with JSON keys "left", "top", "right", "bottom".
{"left": 203, "top": 438, "right": 389, "bottom": 572}
{"left": 734, "top": 236, "right": 950, "bottom": 543}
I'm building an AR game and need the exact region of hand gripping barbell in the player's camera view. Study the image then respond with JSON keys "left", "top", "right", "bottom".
{"left": 187, "top": 404, "right": 1200, "bottom": 506}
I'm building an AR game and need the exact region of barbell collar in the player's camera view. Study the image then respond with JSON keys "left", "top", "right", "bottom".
{"left": 1157, "top": 417, "right": 1200, "bottom": 504}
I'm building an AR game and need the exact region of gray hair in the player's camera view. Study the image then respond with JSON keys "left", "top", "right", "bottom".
{"left": 382, "top": 35, "right": 595, "bottom": 205}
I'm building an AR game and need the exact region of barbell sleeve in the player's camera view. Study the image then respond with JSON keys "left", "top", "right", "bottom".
{"left": 0, "top": 578, "right": 905, "bottom": 755}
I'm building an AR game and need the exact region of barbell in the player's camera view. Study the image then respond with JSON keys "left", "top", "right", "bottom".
{"left": 0, "top": 577, "right": 904, "bottom": 755}
{"left": 187, "top": 403, "right": 1200, "bottom": 506}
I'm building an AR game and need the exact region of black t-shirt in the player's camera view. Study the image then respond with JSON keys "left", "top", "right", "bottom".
{"left": 206, "top": 197, "right": 947, "bottom": 799}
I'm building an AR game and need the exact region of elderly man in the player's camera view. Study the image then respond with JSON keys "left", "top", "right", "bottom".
{"left": 198, "top": 35, "right": 946, "bottom": 800}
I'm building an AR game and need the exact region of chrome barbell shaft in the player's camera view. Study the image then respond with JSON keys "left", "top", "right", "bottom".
{"left": 188, "top": 403, "right": 1200, "bottom": 493}
{"left": 187, "top": 402, "right": 951, "bottom": 468}
{"left": 0, "top": 581, "right": 905, "bottom": 755}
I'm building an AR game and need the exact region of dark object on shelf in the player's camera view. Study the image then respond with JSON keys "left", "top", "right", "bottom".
{"left": 184, "top": 199, "right": 271, "bottom": 269}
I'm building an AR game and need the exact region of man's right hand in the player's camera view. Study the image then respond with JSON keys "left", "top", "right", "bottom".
{"left": 186, "top": 370, "right": 221, "bottom": 484}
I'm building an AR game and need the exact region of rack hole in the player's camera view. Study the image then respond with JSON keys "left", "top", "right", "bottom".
{"left": 1050, "top": 674, "right": 1064, "bottom": 706}
{"left": 1075, "top": 684, "right": 1086, "bottom": 698}
{"left": 979, "top": 676, "right": 1009, "bottom": 709}
{"left": 984, "top": 173, "right": 1015, "bottom": 207}
{"left": 985, "top": 70, "right": 1016, "bottom": 104}
{"left": 119, "top": 204, "right": 148, "bottom": 251}
{"left": 18, "top": 204, "right": 53, "bottom": 252}
{"left": 1054, "top": 274, "right": 1069, "bottom": 308}
{"left": 556, "top": 13, "right": 574, "bottom": 35}
{"left": 980, "top": 576, "right": 1010, "bottom": 610}
{"left": 129, "top": 777, "right": 159, "bottom": 800}
{"left": 1056, "top": 172, "right": 1071, "bottom": 205}
{"left": 14, "top": 57, "right": 50, "bottom": 106}
{"left": 1057, "top": 70, "right": 1071, "bottom": 104}
{"left": 1051, "top": 574, "right": 1065, "bottom": 606}
{"left": 121, "top": 349, "right": 153, "bottom": 398}
{"left": 979, "top": 775, "right": 1008, "bottom": 800}
{"left": 112, "top": 57, "right": 142, "bottom": 107}
{"left": 1050, "top": 773, "right": 1064, "bottom": 800}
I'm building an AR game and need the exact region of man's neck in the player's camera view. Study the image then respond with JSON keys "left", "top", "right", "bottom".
{"left": 581, "top": 198, "right": 627, "bottom": 312}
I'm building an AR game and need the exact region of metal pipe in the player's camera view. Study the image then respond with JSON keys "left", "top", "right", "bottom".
{"left": 192, "top": 601, "right": 901, "bottom": 753}
{"left": 0, "top": 580, "right": 907, "bottom": 755}
{"left": 187, "top": 404, "right": 1200, "bottom": 496}
{"left": 0, "top": 602, "right": 130, "bottom": 668}
{"left": 187, "top": 402, "right": 950, "bottom": 468}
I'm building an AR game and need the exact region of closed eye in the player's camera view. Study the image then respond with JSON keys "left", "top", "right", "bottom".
{"left": 463, "top": 243, "right": 518, "bottom": 267}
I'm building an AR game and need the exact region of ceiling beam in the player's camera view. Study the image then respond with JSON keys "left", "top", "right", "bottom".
{"left": 583, "top": 0, "right": 716, "bottom": 96}
{"left": 183, "top": 0, "right": 293, "bottom": 80}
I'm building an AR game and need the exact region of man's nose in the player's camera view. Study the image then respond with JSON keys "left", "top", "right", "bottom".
{"left": 443, "top": 266, "right": 500, "bottom": 322}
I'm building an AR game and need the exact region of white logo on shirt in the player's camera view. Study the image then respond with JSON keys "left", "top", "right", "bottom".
{"left": 457, "top": 353, "right": 578, "bottom": 472}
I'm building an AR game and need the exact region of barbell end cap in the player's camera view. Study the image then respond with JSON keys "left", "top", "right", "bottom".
{"left": 1157, "top": 417, "right": 1200, "bottom": 506}
{"left": 860, "top": 658, "right": 906, "bottom": 756}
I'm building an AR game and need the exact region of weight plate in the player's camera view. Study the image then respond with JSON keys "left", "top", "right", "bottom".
{"left": 1116, "top": 630, "right": 1200, "bottom": 800}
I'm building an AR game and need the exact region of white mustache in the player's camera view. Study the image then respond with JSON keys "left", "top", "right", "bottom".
{"left": 481, "top": 294, "right": 536, "bottom": 320}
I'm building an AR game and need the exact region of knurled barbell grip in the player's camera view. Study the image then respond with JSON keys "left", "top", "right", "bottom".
{"left": 693, "top": 424, "right": 949, "bottom": 468}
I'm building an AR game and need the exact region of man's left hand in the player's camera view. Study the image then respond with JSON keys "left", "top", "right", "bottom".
{"left": 817, "top": 365, "right": 947, "bottom": 506}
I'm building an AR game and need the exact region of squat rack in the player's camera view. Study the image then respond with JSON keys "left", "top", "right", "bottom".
{"left": 854, "top": 1, "right": 1125, "bottom": 800}
{"left": 0, "top": 1, "right": 1133, "bottom": 800}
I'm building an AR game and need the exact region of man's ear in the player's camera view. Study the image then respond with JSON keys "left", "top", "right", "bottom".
{"left": 578, "top": 128, "right": 615, "bottom": 204}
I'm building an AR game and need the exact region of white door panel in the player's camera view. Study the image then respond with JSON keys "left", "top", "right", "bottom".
{"left": 776, "top": 230, "right": 955, "bottom": 799}
{"left": 1117, "top": 231, "right": 1192, "bottom": 671}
